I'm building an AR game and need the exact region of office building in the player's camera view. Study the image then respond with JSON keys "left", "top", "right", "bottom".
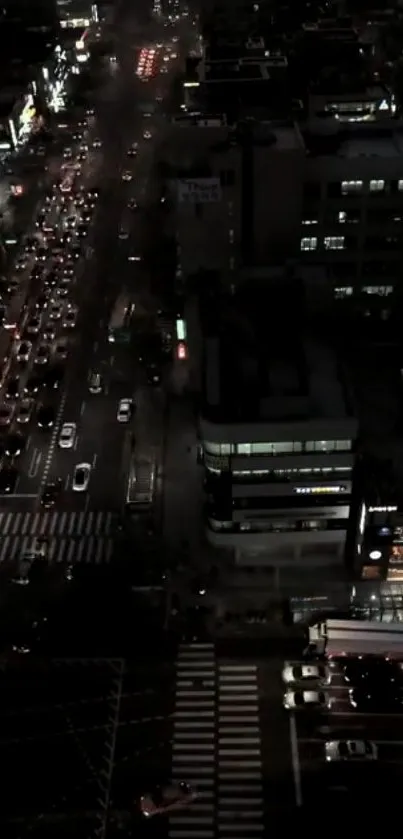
{"left": 199, "top": 278, "right": 357, "bottom": 573}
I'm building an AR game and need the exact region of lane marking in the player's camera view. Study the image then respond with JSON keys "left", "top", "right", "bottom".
{"left": 80, "top": 400, "right": 86, "bottom": 416}
{"left": 289, "top": 713, "right": 303, "bottom": 807}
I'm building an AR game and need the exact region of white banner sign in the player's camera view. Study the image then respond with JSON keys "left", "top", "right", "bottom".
{"left": 178, "top": 177, "right": 222, "bottom": 203}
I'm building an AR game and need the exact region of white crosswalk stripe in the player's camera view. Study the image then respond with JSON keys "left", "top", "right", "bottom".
{"left": 0, "top": 511, "right": 116, "bottom": 565}
{"left": 0, "top": 510, "right": 115, "bottom": 537}
{"left": 217, "top": 664, "right": 264, "bottom": 838}
{"left": 171, "top": 643, "right": 216, "bottom": 839}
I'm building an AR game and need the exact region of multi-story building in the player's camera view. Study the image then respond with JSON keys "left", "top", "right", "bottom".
{"left": 160, "top": 115, "right": 403, "bottom": 300}
{"left": 199, "top": 279, "right": 357, "bottom": 573}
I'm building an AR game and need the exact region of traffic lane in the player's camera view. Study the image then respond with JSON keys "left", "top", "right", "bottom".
{"left": 258, "top": 659, "right": 297, "bottom": 813}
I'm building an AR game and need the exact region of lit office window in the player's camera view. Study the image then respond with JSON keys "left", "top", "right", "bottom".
{"left": 300, "top": 237, "right": 317, "bottom": 251}
{"left": 334, "top": 287, "right": 353, "bottom": 298}
{"left": 369, "top": 179, "right": 385, "bottom": 193}
{"left": 341, "top": 180, "right": 363, "bottom": 195}
{"left": 362, "top": 285, "right": 393, "bottom": 296}
{"left": 324, "top": 236, "right": 345, "bottom": 250}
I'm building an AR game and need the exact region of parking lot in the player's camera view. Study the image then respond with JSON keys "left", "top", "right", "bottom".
{"left": 285, "top": 657, "right": 403, "bottom": 809}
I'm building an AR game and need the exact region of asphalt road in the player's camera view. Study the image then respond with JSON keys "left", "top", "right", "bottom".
{"left": 0, "top": 3, "right": 186, "bottom": 566}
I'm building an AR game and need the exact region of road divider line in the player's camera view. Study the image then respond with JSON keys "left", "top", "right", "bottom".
{"left": 28, "top": 448, "right": 41, "bottom": 479}
{"left": 289, "top": 714, "right": 303, "bottom": 807}
{"left": 80, "top": 400, "right": 86, "bottom": 416}
{"left": 40, "top": 390, "right": 67, "bottom": 490}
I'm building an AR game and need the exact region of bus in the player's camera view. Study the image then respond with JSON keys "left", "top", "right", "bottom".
{"left": 306, "top": 618, "right": 403, "bottom": 659}
{"left": 126, "top": 457, "right": 156, "bottom": 513}
{"left": 59, "top": 164, "right": 77, "bottom": 194}
{"left": 108, "top": 293, "right": 135, "bottom": 344}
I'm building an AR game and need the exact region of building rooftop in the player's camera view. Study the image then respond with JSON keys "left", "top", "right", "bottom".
{"left": 302, "top": 123, "right": 403, "bottom": 158}
{"left": 202, "top": 278, "right": 352, "bottom": 425}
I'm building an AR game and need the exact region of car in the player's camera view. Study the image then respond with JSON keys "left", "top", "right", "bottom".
{"left": 43, "top": 324, "right": 56, "bottom": 342}
{"left": 34, "top": 293, "right": 50, "bottom": 311}
{"left": 72, "top": 462, "right": 91, "bottom": 492}
{"left": 34, "top": 344, "right": 50, "bottom": 366}
{"left": 15, "top": 256, "right": 28, "bottom": 272}
{"left": 60, "top": 232, "right": 73, "bottom": 246}
{"left": 87, "top": 187, "right": 99, "bottom": 199}
{"left": 117, "top": 398, "right": 133, "bottom": 423}
{"left": 43, "top": 364, "right": 64, "bottom": 389}
{"left": 88, "top": 372, "right": 102, "bottom": 394}
{"left": 35, "top": 212, "right": 46, "bottom": 228}
{"left": 127, "top": 147, "right": 138, "bottom": 157}
{"left": 16, "top": 399, "right": 33, "bottom": 424}
{"left": 41, "top": 479, "right": 62, "bottom": 508}
{"left": 65, "top": 215, "right": 77, "bottom": 229}
{"left": 24, "top": 237, "right": 38, "bottom": 254}
{"left": 15, "top": 340, "right": 32, "bottom": 363}
{"left": 282, "top": 662, "right": 331, "bottom": 686}
{"left": 36, "top": 247, "right": 48, "bottom": 262}
{"left": 62, "top": 261, "right": 75, "bottom": 277}
{"left": 143, "top": 129, "right": 152, "bottom": 139}
{"left": 72, "top": 132, "right": 83, "bottom": 141}
{"left": 343, "top": 657, "right": 400, "bottom": 686}
{"left": 63, "top": 307, "right": 77, "bottom": 328}
{"left": 325, "top": 739, "right": 378, "bottom": 763}
{"left": 69, "top": 244, "right": 81, "bottom": 260}
{"left": 119, "top": 228, "right": 129, "bottom": 240}
{"left": 128, "top": 198, "right": 138, "bottom": 210}
{"left": 53, "top": 339, "right": 69, "bottom": 360}
{"left": 122, "top": 170, "right": 133, "bottom": 181}
{"left": 86, "top": 107, "right": 95, "bottom": 116}
{"left": 59, "top": 422, "right": 76, "bottom": 449}
{"left": 26, "top": 315, "right": 42, "bottom": 335}
{"left": 37, "top": 405, "right": 55, "bottom": 429}
{"left": 0, "top": 278, "right": 19, "bottom": 295}
{"left": 31, "top": 264, "right": 45, "bottom": 281}
{"left": 24, "top": 376, "right": 41, "bottom": 396}
{"left": 0, "top": 467, "right": 18, "bottom": 494}
{"left": 77, "top": 152, "right": 86, "bottom": 162}
{"left": 5, "top": 377, "right": 20, "bottom": 400}
{"left": 76, "top": 222, "right": 88, "bottom": 238}
{"left": 283, "top": 690, "right": 331, "bottom": 711}
{"left": 0, "top": 404, "right": 14, "bottom": 426}
{"left": 49, "top": 302, "right": 63, "bottom": 320}
{"left": 44, "top": 271, "right": 58, "bottom": 289}
{"left": 4, "top": 434, "right": 25, "bottom": 458}
{"left": 140, "top": 782, "right": 196, "bottom": 818}
{"left": 92, "top": 137, "right": 102, "bottom": 148}
{"left": 56, "top": 280, "right": 70, "bottom": 297}
{"left": 349, "top": 686, "right": 403, "bottom": 712}
{"left": 146, "top": 362, "right": 161, "bottom": 385}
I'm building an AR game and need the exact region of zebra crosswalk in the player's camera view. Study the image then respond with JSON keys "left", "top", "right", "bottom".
{"left": 171, "top": 643, "right": 264, "bottom": 839}
{"left": 0, "top": 510, "right": 117, "bottom": 565}
{"left": 0, "top": 510, "right": 116, "bottom": 538}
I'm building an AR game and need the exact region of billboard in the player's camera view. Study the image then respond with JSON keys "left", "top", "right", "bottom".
{"left": 177, "top": 177, "right": 221, "bottom": 203}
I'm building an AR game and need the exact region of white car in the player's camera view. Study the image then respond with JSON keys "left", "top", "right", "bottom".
{"left": 59, "top": 422, "right": 76, "bottom": 449}
{"left": 93, "top": 138, "right": 102, "bottom": 148}
{"left": 15, "top": 340, "right": 32, "bottom": 363}
{"left": 72, "top": 462, "right": 91, "bottom": 492}
{"left": 282, "top": 662, "right": 331, "bottom": 686}
{"left": 119, "top": 228, "right": 129, "bottom": 240}
{"left": 143, "top": 130, "right": 152, "bottom": 139}
{"left": 117, "top": 398, "right": 132, "bottom": 423}
{"left": 325, "top": 740, "right": 378, "bottom": 763}
{"left": 122, "top": 170, "right": 133, "bottom": 181}
{"left": 283, "top": 690, "right": 331, "bottom": 711}
{"left": 53, "top": 339, "right": 69, "bottom": 360}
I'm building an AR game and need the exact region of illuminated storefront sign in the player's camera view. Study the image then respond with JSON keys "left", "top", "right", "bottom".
{"left": 295, "top": 485, "right": 347, "bottom": 495}
{"left": 61, "top": 17, "right": 90, "bottom": 28}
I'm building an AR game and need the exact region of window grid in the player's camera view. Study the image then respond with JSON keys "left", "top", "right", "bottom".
{"left": 204, "top": 440, "right": 353, "bottom": 456}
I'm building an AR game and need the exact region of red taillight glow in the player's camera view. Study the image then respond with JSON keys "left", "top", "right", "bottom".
{"left": 177, "top": 342, "right": 187, "bottom": 360}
